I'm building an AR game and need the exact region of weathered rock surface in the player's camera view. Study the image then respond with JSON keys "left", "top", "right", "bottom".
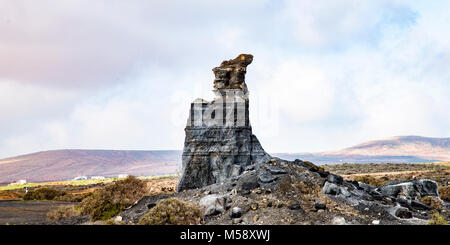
{"left": 377, "top": 179, "right": 439, "bottom": 199}
{"left": 213, "top": 54, "right": 253, "bottom": 90}
{"left": 120, "top": 157, "right": 447, "bottom": 225}
{"left": 177, "top": 54, "right": 270, "bottom": 192}
{"left": 199, "top": 194, "right": 232, "bottom": 216}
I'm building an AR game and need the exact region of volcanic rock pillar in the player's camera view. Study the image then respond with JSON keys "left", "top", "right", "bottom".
{"left": 177, "top": 54, "right": 270, "bottom": 192}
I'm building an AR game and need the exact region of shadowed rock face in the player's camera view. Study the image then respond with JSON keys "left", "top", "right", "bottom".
{"left": 177, "top": 54, "right": 270, "bottom": 192}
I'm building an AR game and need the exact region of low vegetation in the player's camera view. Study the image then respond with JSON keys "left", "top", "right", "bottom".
{"left": 0, "top": 190, "right": 22, "bottom": 200}
{"left": 352, "top": 175, "right": 387, "bottom": 186}
{"left": 419, "top": 196, "right": 444, "bottom": 210}
{"left": 23, "top": 188, "right": 67, "bottom": 201}
{"left": 0, "top": 174, "right": 176, "bottom": 191}
{"left": 55, "top": 192, "right": 93, "bottom": 202}
{"left": 23, "top": 187, "right": 93, "bottom": 202}
{"left": 277, "top": 175, "right": 294, "bottom": 195}
{"left": 138, "top": 198, "right": 203, "bottom": 225}
{"left": 81, "top": 176, "right": 147, "bottom": 221}
{"left": 438, "top": 186, "right": 450, "bottom": 202}
{"left": 324, "top": 162, "right": 449, "bottom": 175}
{"left": 427, "top": 212, "right": 448, "bottom": 225}
{"left": 47, "top": 206, "right": 82, "bottom": 221}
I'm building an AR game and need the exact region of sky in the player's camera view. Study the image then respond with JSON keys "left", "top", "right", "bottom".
{"left": 0, "top": 0, "right": 449, "bottom": 158}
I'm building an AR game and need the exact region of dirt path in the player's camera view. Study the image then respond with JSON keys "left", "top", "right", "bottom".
{"left": 0, "top": 200, "right": 75, "bottom": 225}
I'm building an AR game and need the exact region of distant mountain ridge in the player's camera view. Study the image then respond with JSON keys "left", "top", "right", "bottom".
{"left": 0, "top": 150, "right": 182, "bottom": 184}
{"left": 0, "top": 136, "right": 449, "bottom": 184}
{"left": 274, "top": 136, "right": 450, "bottom": 164}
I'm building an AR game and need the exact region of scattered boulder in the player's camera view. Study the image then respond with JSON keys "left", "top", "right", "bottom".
{"left": 359, "top": 182, "right": 375, "bottom": 192}
{"left": 231, "top": 207, "right": 243, "bottom": 218}
{"left": 266, "top": 165, "right": 287, "bottom": 175}
{"left": 327, "top": 174, "right": 343, "bottom": 185}
{"left": 114, "top": 216, "right": 123, "bottom": 223}
{"left": 378, "top": 180, "right": 439, "bottom": 200}
{"left": 232, "top": 218, "right": 242, "bottom": 224}
{"left": 295, "top": 160, "right": 319, "bottom": 172}
{"left": 241, "top": 181, "right": 260, "bottom": 191}
{"left": 258, "top": 172, "right": 278, "bottom": 183}
{"left": 200, "top": 194, "right": 232, "bottom": 216}
{"left": 379, "top": 185, "right": 402, "bottom": 197}
{"left": 332, "top": 217, "right": 347, "bottom": 225}
{"left": 394, "top": 197, "right": 431, "bottom": 211}
{"left": 322, "top": 182, "right": 341, "bottom": 195}
{"left": 339, "top": 187, "right": 352, "bottom": 197}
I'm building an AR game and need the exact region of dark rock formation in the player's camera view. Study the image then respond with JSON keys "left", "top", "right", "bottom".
{"left": 377, "top": 179, "right": 439, "bottom": 199}
{"left": 177, "top": 54, "right": 270, "bottom": 192}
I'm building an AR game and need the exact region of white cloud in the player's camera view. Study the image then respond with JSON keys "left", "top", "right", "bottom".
{"left": 280, "top": 0, "right": 417, "bottom": 48}
{"left": 0, "top": 0, "right": 449, "bottom": 158}
{"left": 265, "top": 61, "right": 335, "bottom": 123}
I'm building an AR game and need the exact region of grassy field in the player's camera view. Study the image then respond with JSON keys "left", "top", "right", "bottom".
{"left": 323, "top": 162, "right": 449, "bottom": 174}
{"left": 2, "top": 162, "right": 448, "bottom": 191}
{"left": 0, "top": 174, "right": 177, "bottom": 191}
{"left": 323, "top": 162, "right": 450, "bottom": 186}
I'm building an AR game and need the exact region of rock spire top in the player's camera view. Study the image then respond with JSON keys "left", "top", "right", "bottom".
{"left": 213, "top": 54, "right": 253, "bottom": 90}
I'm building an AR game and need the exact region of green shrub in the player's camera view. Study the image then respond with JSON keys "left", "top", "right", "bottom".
{"left": 23, "top": 188, "right": 66, "bottom": 201}
{"left": 420, "top": 196, "right": 443, "bottom": 210}
{"left": 55, "top": 192, "right": 93, "bottom": 202}
{"left": 438, "top": 186, "right": 450, "bottom": 202}
{"left": 23, "top": 188, "right": 92, "bottom": 202}
{"left": 353, "top": 175, "right": 386, "bottom": 186}
{"left": 81, "top": 176, "right": 146, "bottom": 221}
{"left": 138, "top": 198, "right": 203, "bottom": 225}
{"left": 427, "top": 212, "right": 448, "bottom": 225}
{"left": 47, "top": 205, "right": 81, "bottom": 221}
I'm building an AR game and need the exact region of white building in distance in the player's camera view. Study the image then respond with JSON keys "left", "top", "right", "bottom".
{"left": 9, "top": 179, "right": 27, "bottom": 186}
{"left": 73, "top": 176, "right": 88, "bottom": 181}
{"left": 90, "top": 176, "right": 106, "bottom": 180}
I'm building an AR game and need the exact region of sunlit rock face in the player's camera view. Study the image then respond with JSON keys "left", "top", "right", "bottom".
{"left": 177, "top": 54, "right": 270, "bottom": 192}
{"left": 213, "top": 54, "right": 253, "bottom": 91}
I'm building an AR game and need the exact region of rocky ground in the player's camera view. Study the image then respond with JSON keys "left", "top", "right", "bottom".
{"left": 1, "top": 162, "right": 448, "bottom": 225}
{"left": 119, "top": 160, "right": 449, "bottom": 225}
{"left": 324, "top": 162, "right": 449, "bottom": 183}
